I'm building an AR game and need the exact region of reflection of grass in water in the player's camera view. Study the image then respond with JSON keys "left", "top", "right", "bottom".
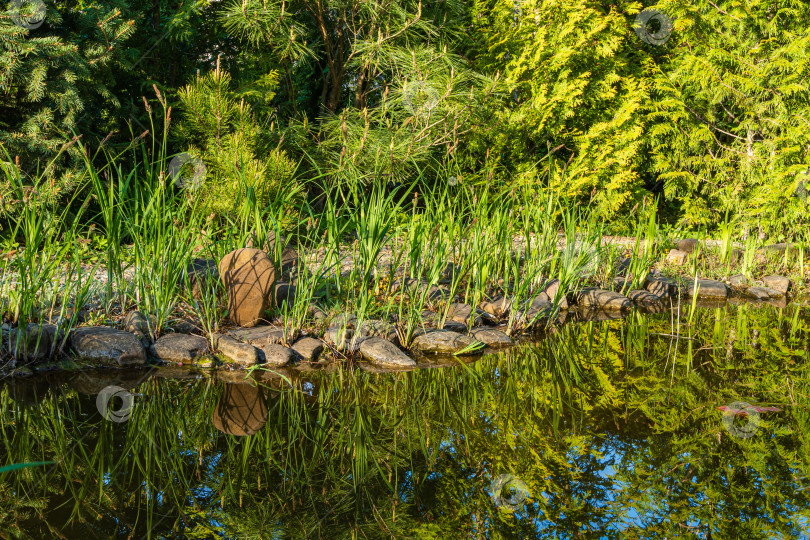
{"left": 2, "top": 304, "right": 810, "bottom": 537}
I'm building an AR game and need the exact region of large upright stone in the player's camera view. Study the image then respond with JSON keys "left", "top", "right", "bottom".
{"left": 249, "top": 232, "right": 299, "bottom": 278}
{"left": 219, "top": 248, "right": 276, "bottom": 328}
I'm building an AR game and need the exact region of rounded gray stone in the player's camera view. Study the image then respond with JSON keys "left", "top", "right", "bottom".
{"left": 259, "top": 344, "right": 296, "bottom": 367}
{"left": 150, "top": 333, "right": 208, "bottom": 363}
{"left": 70, "top": 327, "right": 147, "bottom": 366}
{"left": 470, "top": 328, "right": 512, "bottom": 348}
{"left": 292, "top": 337, "right": 324, "bottom": 362}
{"left": 411, "top": 330, "right": 481, "bottom": 355}
{"left": 359, "top": 337, "right": 415, "bottom": 368}
{"left": 214, "top": 333, "right": 260, "bottom": 367}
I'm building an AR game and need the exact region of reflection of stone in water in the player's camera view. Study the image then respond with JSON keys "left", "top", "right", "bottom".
{"left": 212, "top": 383, "right": 268, "bottom": 436}
{"left": 576, "top": 308, "right": 627, "bottom": 323}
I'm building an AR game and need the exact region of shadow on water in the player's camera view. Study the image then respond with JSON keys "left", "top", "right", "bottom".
{"left": 2, "top": 302, "right": 810, "bottom": 538}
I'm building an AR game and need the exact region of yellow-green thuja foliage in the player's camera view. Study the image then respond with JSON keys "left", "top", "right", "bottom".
{"left": 470, "top": 0, "right": 650, "bottom": 224}
{"left": 648, "top": 0, "right": 810, "bottom": 236}
{"left": 174, "top": 60, "right": 297, "bottom": 220}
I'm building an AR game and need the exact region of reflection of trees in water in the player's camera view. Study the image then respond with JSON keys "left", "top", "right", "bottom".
{"left": 1, "top": 303, "right": 810, "bottom": 537}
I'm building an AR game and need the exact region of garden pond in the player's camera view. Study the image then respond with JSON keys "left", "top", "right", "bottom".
{"left": 2, "top": 301, "right": 810, "bottom": 538}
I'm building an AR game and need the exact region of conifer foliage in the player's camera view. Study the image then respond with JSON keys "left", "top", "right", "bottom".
{"left": 174, "top": 57, "right": 297, "bottom": 219}
{"left": 0, "top": 1, "right": 135, "bottom": 209}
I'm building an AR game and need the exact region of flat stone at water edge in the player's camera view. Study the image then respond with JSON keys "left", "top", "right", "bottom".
{"left": 411, "top": 330, "right": 481, "bottom": 355}
{"left": 746, "top": 287, "right": 781, "bottom": 301}
{"left": 213, "top": 333, "right": 261, "bottom": 367}
{"left": 359, "top": 337, "right": 415, "bottom": 368}
{"left": 762, "top": 275, "right": 790, "bottom": 296}
{"left": 682, "top": 279, "right": 729, "bottom": 299}
{"left": 292, "top": 337, "right": 324, "bottom": 362}
{"left": 259, "top": 344, "right": 296, "bottom": 367}
{"left": 470, "top": 328, "right": 512, "bottom": 348}
{"left": 70, "top": 327, "right": 147, "bottom": 367}
{"left": 576, "top": 289, "right": 631, "bottom": 311}
{"left": 626, "top": 290, "right": 663, "bottom": 306}
{"left": 150, "top": 333, "right": 208, "bottom": 363}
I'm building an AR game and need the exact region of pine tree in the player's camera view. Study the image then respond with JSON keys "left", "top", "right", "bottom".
{"left": 174, "top": 57, "right": 299, "bottom": 220}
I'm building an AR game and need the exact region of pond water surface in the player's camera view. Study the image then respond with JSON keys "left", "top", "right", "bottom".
{"left": 3, "top": 302, "right": 810, "bottom": 538}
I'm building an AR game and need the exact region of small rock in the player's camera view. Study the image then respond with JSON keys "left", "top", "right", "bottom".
{"left": 258, "top": 344, "right": 296, "bottom": 367}
{"left": 576, "top": 289, "right": 631, "bottom": 311}
{"left": 612, "top": 276, "right": 632, "bottom": 294}
{"left": 730, "top": 248, "right": 744, "bottom": 263}
{"left": 185, "top": 258, "right": 219, "bottom": 300}
{"left": 746, "top": 287, "right": 779, "bottom": 300}
{"left": 728, "top": 274, "right": 746, "bottom": 287}
{"left": 682, "top": 279, "right": 729, "bottom": 299}
{"left": 519, "top": 296, "right": 554, "bottom": 326}
{"left": 439, "top": 319, "right": 468, "bottom": 332}
{"left": 324, "top": 326, "right": 363, "bottom": 353}
{"left": 666, "top": 249, "right": 689, "bottom": 265}
{"left": 677, "top": 238, "right": 700, "bottom": 253}
{"left": 308, "top": 305, "right": 328, "bottom": 322}
{"left": 470, "top": 328, "right": 512, "bottom": 348}
{"left": 446, "top": 302, "right": 472, "bottom": 323}
{"left": 615, "top": 257, "right": 633, "bottom": 276}
{"left": 214, "top": 333, "right": 260, "bottom": 367}
{"left": 479, "top": 296, "right": 512, "bottom": 317}
{"left": 762, "top": 275, "right": 790, "bottom": 296}
{"left": 626, "top": 290, "right": 663, "bottom": 306}
{"left": 219, "top": 248, "right": 276, "bottom": 328}
{"left": 358, "top": 320, "right": 399, "bottom": 344}
{"left": 645, "top": 276, "right": 678, "bottom": 298}
{"left": 8, "top": 323, "right": 58, "bottom": 361}
{"left": 149, "top": 333, "right": 208, "bottom": 363}
{"left": 274, "top": 282, "right": 296, "bottom": 308}
{"left": 229, "top": 326, "right": 286, "bottom": 346}
{"left": 70, "top": 327, "right": 147, "bottom": 366}
{"left": 292, "top": 337, "right": 324, "bottom": 362}
{"left": 123, "top": 310, "right": 153, "bottom": 343}
{"left": 411, "top": 330, "right": 481, "bottom": 355}
{"left": 540, "top": 278, "right": 567, "bottom": 309}
{"left": 359, "top": 337, "right": 415, "bottom": 368}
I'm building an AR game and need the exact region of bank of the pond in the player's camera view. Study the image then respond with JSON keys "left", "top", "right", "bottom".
{"left": 2, "top": 229, "right": 809, "bottom": 379}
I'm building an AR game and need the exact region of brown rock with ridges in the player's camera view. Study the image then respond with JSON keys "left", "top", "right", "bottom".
{"left": 219, "top": 248, "right": 276, "bottom": 328}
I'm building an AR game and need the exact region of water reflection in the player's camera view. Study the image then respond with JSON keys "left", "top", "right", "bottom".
{"left": 211, "top": 382, "right": 268, "bottom": 436}
{"left": 1, "top": 302, "right": 810, "bottom": 538}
